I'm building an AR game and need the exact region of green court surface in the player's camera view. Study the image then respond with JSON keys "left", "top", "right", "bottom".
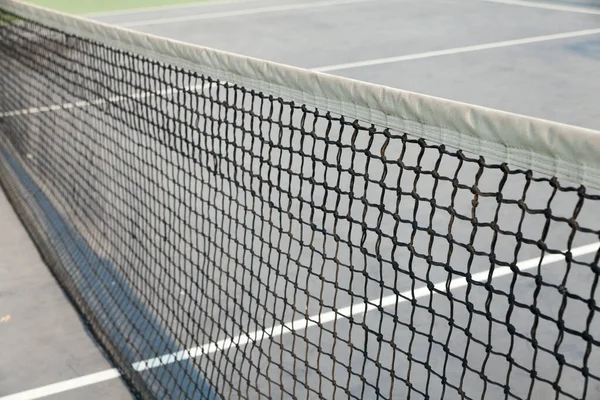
{"left": 24, "top": 0, "right": 212, "bottom": 15}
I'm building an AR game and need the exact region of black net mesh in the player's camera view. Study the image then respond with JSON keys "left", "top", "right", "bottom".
{"left": 1, "top": 8, "right": 600, "bottom": 400}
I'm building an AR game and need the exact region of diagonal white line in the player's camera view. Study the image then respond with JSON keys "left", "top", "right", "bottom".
{"left": 312, "top": 28, "right": 600, "bottom": 72}
{"left": 0, "top": 83, "right": 207, "bottom": 118}
{"left": 132, "top": 242, "right": 600, "bottom": 371}
{"left": 117, "top": 0, "right": 373, "bottom": 28}
{"left": 3, "top": 242, "right": 597, "bottom": 399}
{"left": 85, "top": 0, "right": 261, "bottom": 19}
{"left": 474, "top": 0, "right": 600, "bottom": 15}
{"left": 0, "top": 370, "right": 122, "bottom": 400}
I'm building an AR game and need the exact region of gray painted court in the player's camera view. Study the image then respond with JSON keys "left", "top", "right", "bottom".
{"left": 1, "top": 0, "right": 600, "bottom": 399}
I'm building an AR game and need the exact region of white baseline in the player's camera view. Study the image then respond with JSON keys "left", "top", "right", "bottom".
{"left": 87, "top": 0, "right": 600, "bottom": 22}
{"left": 117, "top": 0, "right": 373, "bottom": 28}
{"left": 86, "top": 0, "right": 262, "bottom": 19}
{"left": 2, "top": 242, "right": 598, "bottom": 399}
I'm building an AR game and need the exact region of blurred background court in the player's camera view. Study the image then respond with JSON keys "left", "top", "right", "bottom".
{"left": 1, "top": 0, "right": 599, "bottom": 399}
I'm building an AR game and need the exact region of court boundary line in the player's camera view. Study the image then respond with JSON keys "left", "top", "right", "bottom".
{"left": 2, "top": 242, "right": 598, "bottom": 400}
{"left": 0, "top": 83, "right": 207, "bottom": 118}
{"left": 115, "top": 0, "right": 373, "bottom": 28}
{"left": 85, "top": 0, "right": 259, "bottom": 18}
{"left": 474, "top": 0, "right": 600, "bottom": 15}
{"left": 3, "top": 27, "right": 600, "bottom": 119}
{"left": 312, "top": 28, "right": 600, "bottom": 72}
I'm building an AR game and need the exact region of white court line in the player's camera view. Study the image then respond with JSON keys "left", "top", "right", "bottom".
{"left": 85, "top": 0, "right": 260, "bottom": 18}
{"left": 0, "top": 83, "right": 209, "bottom": 118}
{"left": 2, "top": 27, "right": 600, "bottom": 119}
{"left": 116, "top": 0, "right": 373, "bottom": 28}
{"left": 0, "top": 370, "right": 122, "bottom": 400}
{"left": 312, "top": 27, "right": 600, "bottom": 72}
{"left": 475, "top": 0, "right": 600, "bottom": 15}
{"left": 2, "top": 242, "right": 598, "bottom": 399}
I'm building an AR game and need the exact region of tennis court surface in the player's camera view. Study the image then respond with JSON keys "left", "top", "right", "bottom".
{"left": 1, "top": 0, "right": 600, "bottom": 399}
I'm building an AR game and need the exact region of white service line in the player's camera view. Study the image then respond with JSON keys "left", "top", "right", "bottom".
{"left": 313, "top": 27, "right": 600, "bottom": 72}
{"left": 2, "top": 242, "right": 598, "bottom": 400}
{"left": 475, "top": 0, "right": 600, "bottom": 15}
{"left": 0, "top": 83, "right": 208, "bottom": 118}
{"left": 86, "top": 0, "right": 261, "bottom": 19}
{"left": 116, "top": 0, "right": 373, "bottom": 28}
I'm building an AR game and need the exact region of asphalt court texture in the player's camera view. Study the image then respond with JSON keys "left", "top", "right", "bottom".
{"left": 2, "top": 0, "right": 600, "bottom": 399}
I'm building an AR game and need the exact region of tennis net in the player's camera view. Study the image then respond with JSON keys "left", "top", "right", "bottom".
{"left": 1, "top": 2, "right": 600, "bottom": 399}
